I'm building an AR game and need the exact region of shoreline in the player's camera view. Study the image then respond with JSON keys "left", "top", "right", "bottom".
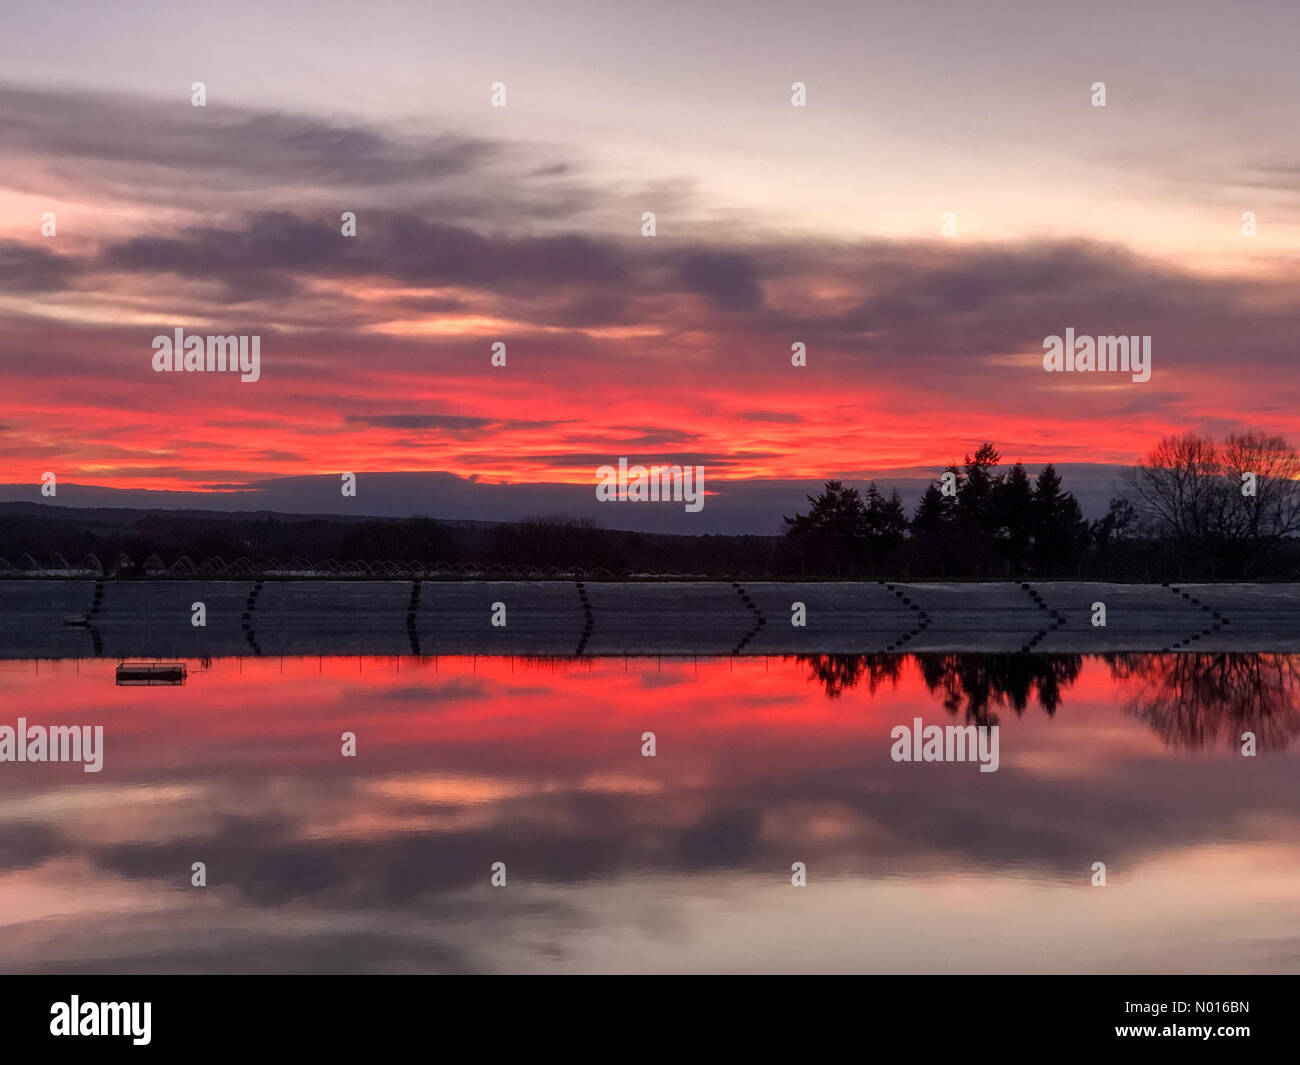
{"left": 1, "top": 579, "right": 1297, "bottom": 658}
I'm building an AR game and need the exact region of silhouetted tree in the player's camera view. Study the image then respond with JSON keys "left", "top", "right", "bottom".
{"left": 862, "top": 483, "right": 908, "bottom": 572}
{"left": 912, "top": 481, "right": 958, "bottom": 576}
{"left": 995, "top": 461, "right": 1033, "bottom": 575}
{"left": 340, "top": 518, "right": 458, "bottom": 563}
{"left": 1030, "top": 464, "right": 1085, "bottom": 576}
{"left": 1119, "top": 431, "right": 1300, "bottom": 577}
{"left": 1215, "top": 432, "right": 1300, "bottom": 574}
{"left": 1091, "top": 496, "right": 1137, "bottom": 548}
{"left": 1120, "top": 432, "right": 1220, "bottom": 545}
{"left": 490, "top": 514, "right": 623, "bottom": 571}
{"left": 782, "top": 480, "right": 868, "bottom": 576}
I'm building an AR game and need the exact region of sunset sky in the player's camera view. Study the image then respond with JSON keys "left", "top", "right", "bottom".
{"left": 3, "top": 1, "right": 1300, "bottom": 531}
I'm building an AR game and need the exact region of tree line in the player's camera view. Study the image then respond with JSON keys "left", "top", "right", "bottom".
{"left": 5, "top": 431, "right": 1299, "bottom": 580}
{"left": 779, "top": 432, "right": 1300, "bottom": 580}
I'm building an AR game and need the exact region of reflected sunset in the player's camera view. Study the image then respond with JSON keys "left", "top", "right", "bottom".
{"left": 1, "top": 653, "right": 1298, "bottom": 973}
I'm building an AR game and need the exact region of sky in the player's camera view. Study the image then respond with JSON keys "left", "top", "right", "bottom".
{"left": 3, "top": 1, "right": 1300, "bottom": 531}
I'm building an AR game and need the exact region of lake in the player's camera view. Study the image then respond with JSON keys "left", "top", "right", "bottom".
{"left": 1, "top": 652, "right": 1297, "bottom": 973}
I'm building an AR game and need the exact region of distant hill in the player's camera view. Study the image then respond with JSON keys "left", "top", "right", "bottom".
{"left": 0, "top": 502, "right": 779, "bottom": 577}
{"left": 0, "top": 500, "right": 502, "bottom": 529}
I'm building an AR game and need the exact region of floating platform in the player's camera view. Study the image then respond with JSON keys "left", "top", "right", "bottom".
{"left": 115, "top": 661, "right": 188, "bottom": 685}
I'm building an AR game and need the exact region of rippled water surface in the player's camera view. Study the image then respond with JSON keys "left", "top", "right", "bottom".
{"left": 2, "top": 653, "right": 1298, "bottom": 973}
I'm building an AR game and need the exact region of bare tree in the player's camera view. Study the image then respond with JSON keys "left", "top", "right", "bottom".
{"left": 1218, "top": 432, "right": 1300, "bottom": 566}
{"left": 1120, "top": 432, "right": 1220, "bottom": 542}
{"left": 1121, "top": 431, "right": 1300, "bottom": 573}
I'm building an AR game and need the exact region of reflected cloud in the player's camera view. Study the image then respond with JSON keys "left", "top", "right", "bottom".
{"left": 0, "top": 653, "right": 1298, "bottom": 972}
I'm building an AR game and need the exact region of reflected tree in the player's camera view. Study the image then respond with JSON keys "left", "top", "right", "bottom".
{"left": 1109, "top": 652, "right": 1300, "bottom": 752}
{"left": 796, "top": 652, "right": 1082, "bottom": 721}
{"left": 796, "top": 654, "right": 904, "bottom": 699}
{"left": 916, "top": 653, "right": 1082, "bottom": 725}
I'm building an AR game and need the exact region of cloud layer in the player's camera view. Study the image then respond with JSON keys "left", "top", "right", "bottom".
{"left": 3, "top": 82, "right": 1299, "bottom": 528}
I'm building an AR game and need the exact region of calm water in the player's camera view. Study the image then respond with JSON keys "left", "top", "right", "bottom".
{"left": 1, "top": 653, "right": 1298, "bottom": 974}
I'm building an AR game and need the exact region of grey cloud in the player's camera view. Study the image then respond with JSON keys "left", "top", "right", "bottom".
{"left": 678, "top": 250, "right": 763, "bottom": 310}
{"left": 0, "top": 83, "right": 494, "bottom": 194}
{"left": 346, "top": 414, "right": 496, "bottom": 431}
{"left": 0, "top": 240, "right": 82, "bottom": 293}
{"left": 97, "top": 211, "right": 629, "bottom": 293}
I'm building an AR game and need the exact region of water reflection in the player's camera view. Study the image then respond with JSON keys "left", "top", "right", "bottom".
{"left": 0, "top": 653, "right": 1297, "bottom": 973}
{"left": 1112, "top": 653, "right": 1300, "bottom": 753}
{"left": 799, "top": 652, "right": 1300, "bottom": 750}
{"left": 799, "top": 653, "right": 1082, "bottom": 722}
